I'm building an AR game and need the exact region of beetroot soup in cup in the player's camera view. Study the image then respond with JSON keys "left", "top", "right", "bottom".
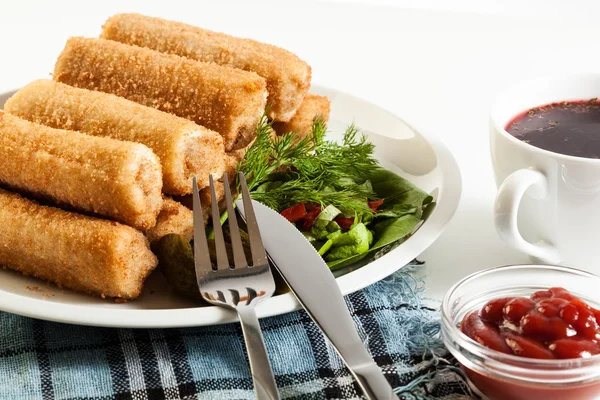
{"left": 491, "top": 74, "right": 600, "bottom": 273}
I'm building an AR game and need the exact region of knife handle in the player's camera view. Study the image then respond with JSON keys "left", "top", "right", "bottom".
{"left": 352, "top": 362, "right": 397, "bottom": 400}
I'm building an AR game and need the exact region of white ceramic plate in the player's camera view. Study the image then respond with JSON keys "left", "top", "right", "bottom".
{"left": 0, "top": 85, "right": 461, "bottom": 328}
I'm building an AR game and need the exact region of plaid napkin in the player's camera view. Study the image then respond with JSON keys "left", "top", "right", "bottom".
{"left": 0, "top": 265, "right": 473, "bottom": 400}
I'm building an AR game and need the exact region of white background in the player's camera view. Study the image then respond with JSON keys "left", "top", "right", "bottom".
{"left": 2, "top": 0, "right": 600, "bottom": 299}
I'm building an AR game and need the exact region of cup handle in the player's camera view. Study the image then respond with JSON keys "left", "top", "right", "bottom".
{"left": 494, "top": 168, "right": 560, "bottom": 263}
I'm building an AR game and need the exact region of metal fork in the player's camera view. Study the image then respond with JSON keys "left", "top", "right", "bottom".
{"left": 192, "top": 173, "right": 280, "bottom": 400}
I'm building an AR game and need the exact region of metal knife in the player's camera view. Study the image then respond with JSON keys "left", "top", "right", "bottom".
{"left": 237, "top": 199, "right": 397, "bottom": 400}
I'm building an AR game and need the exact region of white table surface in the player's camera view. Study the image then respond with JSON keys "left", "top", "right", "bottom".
{"left": 2, "top": 0, "right": 599, "bottom": 300}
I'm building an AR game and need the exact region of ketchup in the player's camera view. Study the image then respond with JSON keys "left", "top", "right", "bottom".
{"left": 460, "top": 287, "right": 600, "bottom": 359}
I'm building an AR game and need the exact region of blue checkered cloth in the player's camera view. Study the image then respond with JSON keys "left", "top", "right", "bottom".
{"left": 0, "top": 267, "right": 473, "bottom": 400}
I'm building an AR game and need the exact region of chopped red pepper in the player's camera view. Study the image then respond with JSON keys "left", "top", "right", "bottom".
{"left": 302, "top": 205, "right": 322, "bottom": 231}
{"left": 280, "top": 203, "right": 307, "bottom": 223}
{"left": 368, "top": 198, "right": 385, "bottom": 212}
{"left": 305, "top": 202, "right": 320, "bottom": 211}
{"left": 334, "top": 216, "right": 355, "bottom": 231}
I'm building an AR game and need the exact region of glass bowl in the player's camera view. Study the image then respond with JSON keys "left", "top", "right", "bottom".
{"left": 441, "top": 264, "right": 600, "bottom": 400}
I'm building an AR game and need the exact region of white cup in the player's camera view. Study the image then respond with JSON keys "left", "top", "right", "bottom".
{"left": 491, "top": 74, "right": 600, "bottom": 273}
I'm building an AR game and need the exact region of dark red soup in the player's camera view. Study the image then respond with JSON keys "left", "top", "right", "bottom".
{"left": 506, "top": 99, "right": 600, "bottom": 159}
{"left": 460, "top": 287, "right": 600, "bottom": 359}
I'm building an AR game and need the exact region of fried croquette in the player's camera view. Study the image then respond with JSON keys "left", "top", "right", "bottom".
{"left": 5, "top": 79, "right": 225, "bottom": 194}
{"left": 146, "top": 197, "right": 194, "bottom": 245}
{"left": 272, "top": 93, "right": 331, "bottom": 138}
{"left": 0, "top": 112, "right": 163, "bottom": 230}
{"left": 53, "top": 37, "right": 267, "bottom": 151}
{"left": 0, "top": 188, "right": 157, "bottom": 299}
{"left": 101, "top": 13, "right": 311, "bottom": 122}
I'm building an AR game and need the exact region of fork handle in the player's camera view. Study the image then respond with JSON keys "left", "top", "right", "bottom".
{"left": 237, "top": 307, "right": 280, "bottom": 400}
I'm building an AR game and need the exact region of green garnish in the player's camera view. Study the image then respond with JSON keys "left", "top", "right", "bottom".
{"left": 238, "top": 115, "right": 378, "bottom": 214}
{"left": 237, "top": 114, "right": 434, "bottom": 271}
{"left": 311, "top": 205, "right": 342, "bottom": 240}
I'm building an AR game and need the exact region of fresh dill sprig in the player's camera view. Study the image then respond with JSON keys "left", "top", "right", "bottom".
{"left": 249, "top": 180, "right": 374, "bottom": 212}
{"left": 238, "top": 114, "right": 380, "bottom": 214}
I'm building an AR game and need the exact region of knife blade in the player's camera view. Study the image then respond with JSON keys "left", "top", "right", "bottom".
{"left": 237, "top": 199, "right": 397, "bottom": 400}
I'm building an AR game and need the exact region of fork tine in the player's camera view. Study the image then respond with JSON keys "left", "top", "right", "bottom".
{"left": 192, "top": 177, "right": 213, "bottom": 284}
{"left": 222, "top": 174, "right": 247, "bottom": 269}
{"left": 238, "top": 173, "right": 268, "bottom": 267}
{"left": 209, "top": 175, "right": 229, "bottom": 270}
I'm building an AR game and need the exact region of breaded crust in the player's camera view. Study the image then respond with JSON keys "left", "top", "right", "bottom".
{"left": 5, "top": 79, "right": 225, "bottom": 194}
{"left": 0, "top": 112, "right": 163, "bottom": 230}
{"left": 201, "top": 153, "right": 241, "bottom": 209}
{"left": 177, "top": 127, "right": 278, "bottom": 210}
{"left": 53, "top": 37, "right": 267, "bottom": 151}
{"left": 273, "top": 94, "right": 331, "bottom": 138}
{"left": 0, "top": 189, "right": 157, "bottom": 299}
{"left": 146, "top": 197, "right": 194, "bottom": 245}
{"left": 176, "top": 152, "right": 241, "bottom": 213}
{"left": 101, "top": 13, "right": 311, "bottom": 122}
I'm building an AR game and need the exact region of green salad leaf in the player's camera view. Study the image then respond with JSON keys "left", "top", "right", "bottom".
{"left": 311, "top": 205, "right": 342, "bottom": 239}
{"left": 324, "top": 168, "right": 432, "bottom": 270}
{"left": 325, "top": 223, "right": 371, "bottom": 261}
{"left": 369, "top": 168, "right": 433, "bottom": 209}
{"left": 326, "top": 252, "right": 370, "bottom": 270}
{"left": 371, "top": 214, "right": 422, "bottom": 249}
{"left": 374, "top": 204, "right": 419, "bottom": 219}
{"left": 325, "top": 214, "right": 423, "bottom": 271}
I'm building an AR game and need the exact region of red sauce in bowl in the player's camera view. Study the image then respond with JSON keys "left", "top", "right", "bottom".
{"left": 442, "top": 266, "right": 600, "bottom": 400}
{"left": 460, "top": 287, "right": 600, "bottom": 359}
{"left": 462, "top": 366, "right": 600, "bottom": 400}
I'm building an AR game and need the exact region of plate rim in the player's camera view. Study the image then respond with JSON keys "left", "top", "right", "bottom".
{"left": 0, "top": 84, "right": 462, "bottom": 328}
